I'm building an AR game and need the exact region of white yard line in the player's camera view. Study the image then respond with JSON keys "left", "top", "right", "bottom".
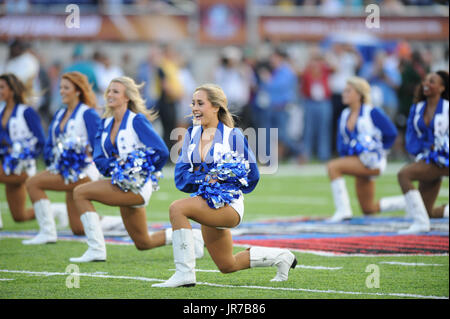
{"left": 379, "top": 261, "right": 445, "bottom": 266}
{"left": 0, "top": 269, "right": 447, "bottom": 299}
{"left": 295, "top": 265, "right": 342, "bottom": 270}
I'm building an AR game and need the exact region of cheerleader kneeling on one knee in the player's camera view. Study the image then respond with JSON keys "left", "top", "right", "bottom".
{"left": 327, "top": 76, "right": 405, "bottom": 222}
{"left": 70, "top": 76, "right": 204, "bottom": 263}
{"left": 0, "top": 73, "right": 45, "bottom": 229}
{"left": 153, "top": 84, "right": 297, "bottom": 288}
{"left": 23, "top": 71, "right": 106, "bottom": 245}
{"left": 397, "top": 70, "right": 449, "bottom": 234}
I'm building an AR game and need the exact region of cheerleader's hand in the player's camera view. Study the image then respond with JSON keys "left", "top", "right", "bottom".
{"left": 205, "top": 174, "right": 219, "bottom": 184}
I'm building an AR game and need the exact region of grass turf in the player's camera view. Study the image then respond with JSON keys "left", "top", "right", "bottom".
{"left": 0, "top": 163, "right": 448, "bottom": 299}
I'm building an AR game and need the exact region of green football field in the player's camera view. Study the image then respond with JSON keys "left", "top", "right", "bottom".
{"left": 0, "top": 162, "right": 448, "bottom": 300}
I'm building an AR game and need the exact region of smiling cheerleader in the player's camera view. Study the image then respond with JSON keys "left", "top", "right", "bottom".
{"left": 153, "top": 84, "right": 297, "bottom": 288}
{"left": 0, "top": 73, "right": 45, "bottom": 228}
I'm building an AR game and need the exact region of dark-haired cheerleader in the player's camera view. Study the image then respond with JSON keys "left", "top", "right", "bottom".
{"left": 398, "top": 71, "right": 449, "bottom": 234}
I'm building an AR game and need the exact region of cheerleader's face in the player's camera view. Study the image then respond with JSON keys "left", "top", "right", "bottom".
{"left": 342, "top": 84, "right": 361, "bottom": 107}
{"left": 422, "top": 73, "right": 444, "bottom": 97}
{"left": 60, "top": 78, "right": 79, "bottom": 105}
{"left": 191, "top": 89, "right": 219, "bottom": 126}
{"left": 106, "top": 82, "right": 129, "bottom": 110}
{"left": 0, "top": 79, "right": 13, "bottom": 102}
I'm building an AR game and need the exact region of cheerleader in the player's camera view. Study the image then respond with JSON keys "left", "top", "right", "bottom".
{"left": 153, "top": 84, "right": 297, "bottom": 288}
{"left": 397, "top": 71, "right": 449, "bottom": 234}
{"left": 23, "top": 71, "right": 101, "bottom": 244}
{"left": 70, "top": 76, "right": 204, "bottom": 263}
{"left": 327, "top": 76, "right": 404, "bottom": 222}
{"left": 0, "top": 73, "right": 45, "bottom": 227}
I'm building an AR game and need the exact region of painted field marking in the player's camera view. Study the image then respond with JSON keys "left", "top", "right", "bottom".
{"left": 0, "top": 278, "right": 14, "bottom": 281}
{"left": 295, "top": 265, "right": 342, "bottom": 270}
{"left": 169, "top": 265, "right": 342, "bottom": 273}
{"left": 379, "top": 261, "right": 445, "bottom": 266}
{"left": 0, "top": 269, "right": 447, "bottom": 300}
{"left": 169, "top": 269, "right": 220, "bottom": 273}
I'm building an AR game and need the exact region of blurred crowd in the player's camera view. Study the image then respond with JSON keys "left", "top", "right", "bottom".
{"left": 1, "top": 0, "right": 448, "bottom": 15}
{"left": 0, "top": 37, "right": 449, "bottom": 164}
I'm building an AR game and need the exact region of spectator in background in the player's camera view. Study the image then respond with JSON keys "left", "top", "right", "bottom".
{"left": 396, "top": 44, "right": 427, "bottom": 157}
{"left": 121, "top": 52, "right": 136, "bottom": 79}
{"left": 214, "top": 46, "right": 251, "bottom": 129}
{"left": 63, "top": 44, "right": 99, "bottom": 108}
{"left": 94, "top": 51, "right": 124, "bottom": 112}
{"left": 136, "top": 45, "right": 159, "bottom": 110}
{"left": 300, "top": 46, "right": 334, "bottom": 162}
{"left": 48, "top": 61, "right": 63, "bottom": 116}
{"left": 3, "top": 39, "right": 40, "bottom": 96}
{"left": 153, "top": 43, "right": 184, "bottom": 149}
{"left": 326, "top": 42, "right": 361, "bottom": 154}
{"left": 3, "top": 0, "right": 30, "bottom": 14}
{"left": 257, "top": 47, "right": 301, "bottom": 162}
{"left": 359, "top": 50, "right": 401, "bottom": 121}
{"left": 176, "top": 55, "right": 197, "bottom": 129}
{"left": 35, "top": 55, "right": 52, "bottom": 130}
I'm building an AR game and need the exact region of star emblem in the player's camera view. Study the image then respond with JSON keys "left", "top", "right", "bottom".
{"left": 180, "top": 243, "right": 188, "bottom": 250}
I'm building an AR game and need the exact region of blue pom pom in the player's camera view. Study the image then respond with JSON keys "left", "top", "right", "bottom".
{"left": 416, "top": 134, "right": 449, "bottom": 168}
{"left": 1, "top": 137, "right": 39, "bottom": 176}
{"left": 191, "top": 151, "right": 250, "bottom": 209}
{"left": 111, "top": 147, "right": 162, "bottom": 193}
{"left": 47, "top": 134, "right": 91, "bottom": 184}
{"left": 347, "top": 134, "right": 383, "bottom": 169}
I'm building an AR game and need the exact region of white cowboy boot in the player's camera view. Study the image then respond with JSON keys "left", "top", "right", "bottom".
{"left": 165, "top": 228, "right": 204, "bottom": 259}
{"left": 250, "top": 246, "right": 297, "bottom": 282}
{"left": 328, "top": 178, "right": 353, "bottom": 222}
{"left": 444, "top": 204, "right": 449, "bottom": 218}
{"left": 51, "top": 202, "right": 69, "bottom": 229}
{"left": 100, "top": 215, "right": 125, "bottom": 232}
{"left": 69, "top": 212, "right": 106, "bottom": 262}
{"left": 0, "top": 206, "right": 3, "bottom": 229}
{"left": 22, "top": 199, "right": 57, "bottom": 245}
{"left": 153, "top": 228, "right": 196, "bottom": 288}
{"left": 379, "top": 195, "right": 406, "bottom": 213}
{"left": 399, "top": 190, "right": 430, "bottom": 234}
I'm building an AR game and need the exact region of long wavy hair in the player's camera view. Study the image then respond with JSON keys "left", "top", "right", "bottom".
{"left": 103, "top": 76, "right": 158, "bottom": 122}
{"left": 61, "top": 71, "right": 97, "bottom": 108}
{"left": 194, "top": 83, "right": 234, "bottom": 128}
{"left": 0, "top": 73, "right": 29, "bottom": 105}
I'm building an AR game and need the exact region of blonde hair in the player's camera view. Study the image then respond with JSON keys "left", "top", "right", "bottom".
{"left": 62, "top": 71, "right": 97, "bottom": 108}
{"left": 103, "top": 76, "right": 157, "bottom": 122}
{"left": 346, "top": 76, "right": 372, "bottom": 106}
{"left": 194, "top": 83, "right": 234, "bottom": 128}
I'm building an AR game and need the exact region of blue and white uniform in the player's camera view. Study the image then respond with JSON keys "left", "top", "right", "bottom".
{"left": 175, "top": 121, "right": 260, "bottom": 227}
{"left": 405, "top": 98, "right": 449, "bottom": 167}
{"left": 44, "top": 102, "right": 101, "bottom": 181}
{"left": 93, "top": 109, "right": 169, "bottom": 207}
{"left": 0, "top": 102, "right": 46, "bottom": 176}
{"left": 337, "top": 104, "right": 397, "bottom": 172}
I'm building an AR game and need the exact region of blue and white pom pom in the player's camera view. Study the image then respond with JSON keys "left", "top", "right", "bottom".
{"left": 47, "top": 134, "right": 91, "bottom": 184}
{"left": 191, "top": 151, "right": 250, "bottom": 209}
{"left": 416, "top": 134, "right": 449, "bottom": 168}
{"left": 349, "top": 134, "right": 384, "bottom": 169}
{"left": 111, "top": 147, "right": 162, "bottom": 193}
{"left": 2, "top": 137, "right": 38, "bottom": 176}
